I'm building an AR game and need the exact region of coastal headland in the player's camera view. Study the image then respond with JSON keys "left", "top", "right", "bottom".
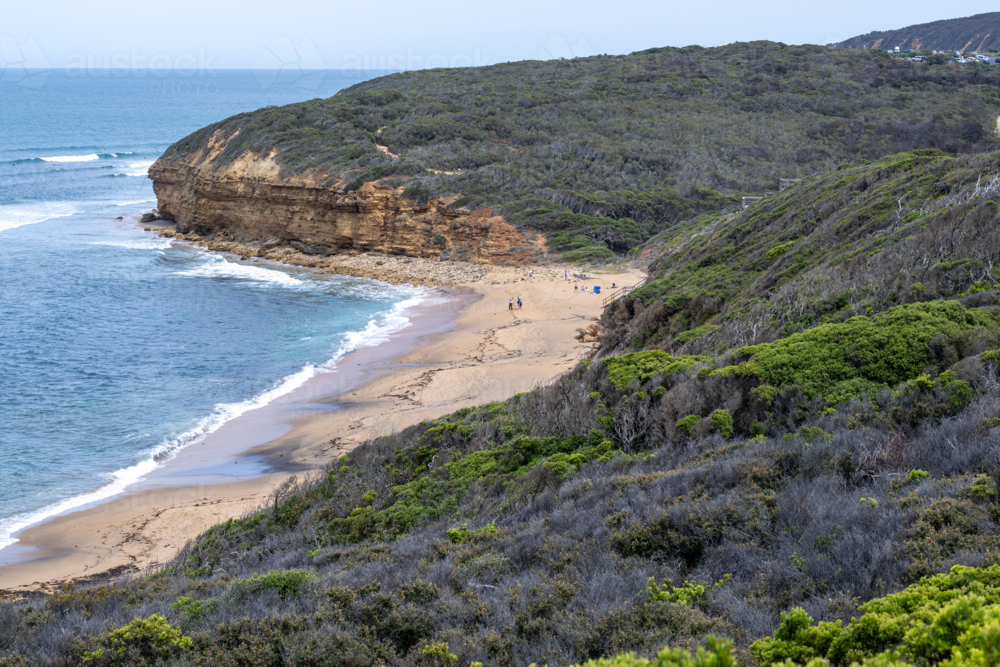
{"left": 0, "top": 234, "right": 643, "bottom": 593}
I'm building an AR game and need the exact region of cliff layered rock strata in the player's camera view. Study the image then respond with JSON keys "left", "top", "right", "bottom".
{"left": 148, "top": 150, "right": 541, "bottom": 265}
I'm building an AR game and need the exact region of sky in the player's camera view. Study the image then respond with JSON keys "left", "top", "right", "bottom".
{"left": 0, "top": 1, "right": 985, "bottom": 72}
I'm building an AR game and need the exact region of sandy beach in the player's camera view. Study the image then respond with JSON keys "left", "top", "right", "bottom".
{"left": 0, "top": 256, "right": 643, "bottom": 594}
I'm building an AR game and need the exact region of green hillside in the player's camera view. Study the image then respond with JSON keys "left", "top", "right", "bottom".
{"left": 160, "top": 41, "right": 1000, "bottom": 259}
{"left": 3, "top": 285, "right": 1000, "bottom": 665}
{"left": 4, "top": 42, "right": 1000, "bottom": 667}
{"left": 835, "top": 12, "right": 1000, "bottom": 53}
{"left": 602, "top": 149, "right": 1000, "bottom": 354}
{"left": 5, "top": 150, "right": 1000, "bottom": 662}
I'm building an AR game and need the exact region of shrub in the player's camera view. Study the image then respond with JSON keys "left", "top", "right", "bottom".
{"left": 572, "top": 636, "right": 735, "bottom": 667}
{"left": 743, "top": 302, "right": 995, "bottom": 402}
{"left": 400, "top": 581, "right": 441, "bottom": 605}
{"left": 906, "top": 499, "right": 1000, "bottom": 580}
{"left": 446, "top": 522, "right": 498, "bottom": 543}
{"left": 645, "top": 577, "right": 706, "bottom": 607}
{"left": 752, "top": 385, "right": 780, "bottom": 406}
{"left": 677, "top": 415, "right": 702, "bottom": 435}
{"left": 676, "top": 325, "right": 721, "bottom": 345}
{"left": 172, "top": 596, "right": 217, "bottom": 624}
{"left": 798, "top": 426, "right": 831, "bottom": 443}
{"left": 402, "top": 182, "right": 431, "bottom": 205}
{"left": 46, "top": 584, "right": 119, "bottom": 618}
{"left": 603, "top": 351, "right": 711, "bottom": 390}
{"left": 709, "top": 410, "right": 733, "bottom": 438}
{"left": 751, "top": 565, "right": 1000, "bottom": 667}
{"left": 81, "top": 614, "right": 192, "bottom": 665}
{"left": 421, "top": 642, "right": 458, "bottom": 666}
{"left": 327, "top": 429, "right": 614, "bottom": 544}
{"left": 766, "top": 242, "right": 795, "bottom": 260}
{"left": 231, "top": 569, "right": 315, "bottom": 600}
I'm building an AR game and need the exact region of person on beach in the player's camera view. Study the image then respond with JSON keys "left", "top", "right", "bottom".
{"left": 612, "top": 283, "right": 616, "bottom": 288}
{"left": 574, "top": 285, "right": 578, "bottom": 292}
{"left": 517, "top": 297, "right": 522, "bottom": 309}
{"left": 508, "top": 298, "right": 513, "bottom": 311}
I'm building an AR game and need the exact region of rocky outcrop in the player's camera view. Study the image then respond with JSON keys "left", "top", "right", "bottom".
{"left": 148, "top": 147, "right": 541, "bottom": 265}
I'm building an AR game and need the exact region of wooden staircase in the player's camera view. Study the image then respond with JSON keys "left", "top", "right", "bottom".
{"left": 602, "top": 276, "right": 649, "bottom": 307}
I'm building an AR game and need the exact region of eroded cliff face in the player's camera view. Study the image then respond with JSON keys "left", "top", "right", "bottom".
{"left": 148, "top": 148, "right": 540, "bottom": 264}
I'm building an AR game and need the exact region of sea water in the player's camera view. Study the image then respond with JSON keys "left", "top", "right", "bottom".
{"left": 0, "top": 70, "right": 415, "bottom": 550}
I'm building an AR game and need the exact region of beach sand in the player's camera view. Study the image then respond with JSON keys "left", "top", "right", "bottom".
{"left": 0, "top": 264, "right": 643, "bottom": 593}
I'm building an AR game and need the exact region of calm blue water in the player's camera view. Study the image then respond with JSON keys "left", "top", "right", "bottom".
{"left": 0, "top": 70, "right": 417, "bottom": 549}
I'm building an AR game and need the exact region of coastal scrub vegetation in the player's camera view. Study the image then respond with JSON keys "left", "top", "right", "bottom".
{"left": 3, "top": 279, "right": 1000, "bottom": 664}
{"left": 5, "top": 41, "right": 1000, "bottom": 667}
{"left": 159, "top": 41, "right": 1000, "bottom": 259}
{"left": 602, "top": 150, "right": 1000, "bottom": 353}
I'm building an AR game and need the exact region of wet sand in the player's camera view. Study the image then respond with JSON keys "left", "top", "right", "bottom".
{"left": 0, "top": 265, "right": 644, "bottom": 593}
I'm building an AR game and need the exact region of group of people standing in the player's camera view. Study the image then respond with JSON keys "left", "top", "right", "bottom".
{"left": 566, "top": 268, "right": 599, "bottom": 293}
{"left": 508, "top": 297, "right": 522, "bottom": 310}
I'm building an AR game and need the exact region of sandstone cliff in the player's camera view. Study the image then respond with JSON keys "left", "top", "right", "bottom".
{"left": 148, "top": 147, "right": 540, "bottom": 265}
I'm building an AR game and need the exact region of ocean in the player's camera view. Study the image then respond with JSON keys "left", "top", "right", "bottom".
{"left": 0, "top": 69, "right": 417, "bottom": 551}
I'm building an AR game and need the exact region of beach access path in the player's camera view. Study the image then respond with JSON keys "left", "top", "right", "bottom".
{"left": 0, "top": 260, "right": 644, "bottom": 593}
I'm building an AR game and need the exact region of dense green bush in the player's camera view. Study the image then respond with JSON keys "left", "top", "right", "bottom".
{"left": 569, "top": 636, "right": 735, "bottom": 667}
{"left": 80, "top": 615, "right": 192, "bottom": 665}
{"left": 709, "top": 410, "right": 733, "bottom": 438}
{"left": 323, "top": 429, "right": 616, "bottom": 545}
{"left": 230, "top": 569, "right": 315, "bottom": 600}
{"left": 713, "top": 301, "right": 997, "bottom": 404}
{"left": 751, "top": 565, "right": 1000, "bottom": 667}
{"left": 603, "top": 351, "right": 711, "bottom": 390}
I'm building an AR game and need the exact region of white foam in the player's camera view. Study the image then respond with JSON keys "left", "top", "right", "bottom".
{"left": 0, "top": 457, "right": 162, "bottom": 550}
{"left": 0, "top": 202, "right": 78, "bottom": 232}
{"left": 91, "top": 238, "right": 174, "bottom": 250}
{"left": 324, "top": 294, "right": 427, "bottom": 367}
{"left": 0, "top": 363, "right": 320, "bottom": 551}
{"left": 41, "top": 154, "right": 99, "bottom": 163}
{"left": 126, "top": 160, "right": 154, "bottom": 176}
{"left": 178, "top": 254, "right": 305, "bottom": 287}
{"left": 145, "top": 364, "right": 321, "bottom": 465}
{"left": 0, "top": 282, "right": 433, "bottom": 551}
{"left": 110, "top": 199, "right": 156, "bottom": 207}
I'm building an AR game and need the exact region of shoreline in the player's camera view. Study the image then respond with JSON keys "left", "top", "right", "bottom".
{"left": 0, "top": 234, "right": 644, "bottom": 594}
{"left": 155, "top": 224, "right": 506, "bottom": 288}
{"left": 0, "top": 286, "right": 474, "bottom": 591}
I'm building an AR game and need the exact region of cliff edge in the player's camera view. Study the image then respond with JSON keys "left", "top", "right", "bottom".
{"left": 148, "top": 45, "right": 999, "bottom": 264}
{"left": 148, "top": 141, "right": 540, "bottom": 265}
